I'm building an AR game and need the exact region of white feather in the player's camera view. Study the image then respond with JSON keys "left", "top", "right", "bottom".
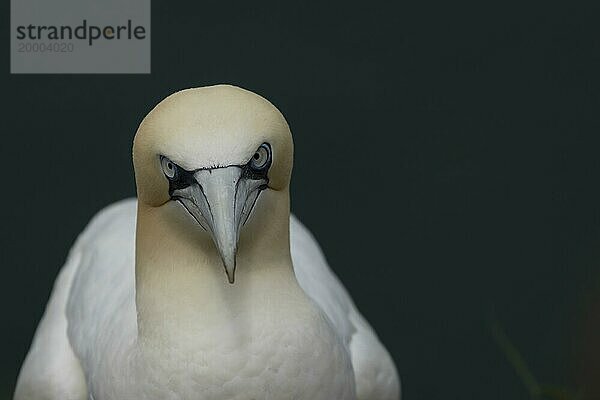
{"left": 15, "top": 199, "right": 399, "bottom": 400}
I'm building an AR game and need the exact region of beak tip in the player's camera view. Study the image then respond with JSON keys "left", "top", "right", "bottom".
{"left": 225, "top": 268, "right": 236, "bottom": 284}
{"left": 223, "top": 259, "right": 236, "bottom": 284}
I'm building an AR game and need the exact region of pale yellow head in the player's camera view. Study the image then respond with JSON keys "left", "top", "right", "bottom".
{"left": 134, "top": 85, "right": 293, "bottom": 205}
{"left": 133, "top": 85, "right": 294, "bottom": 283}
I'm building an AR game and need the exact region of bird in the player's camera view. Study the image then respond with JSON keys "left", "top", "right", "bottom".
{"left": 14, "top": 85, "right": 400, "bottom": 400}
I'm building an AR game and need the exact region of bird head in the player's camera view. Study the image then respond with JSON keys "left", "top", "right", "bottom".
{"left": 133, "top": 85, "right": 293, "bottom": 283}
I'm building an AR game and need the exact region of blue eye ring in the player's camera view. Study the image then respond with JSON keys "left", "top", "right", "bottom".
{"left": 160, "top": 156, "right": 177, "bottom": 179}
{"left": 250, "top": 143, "right": 271, "bottom": 171}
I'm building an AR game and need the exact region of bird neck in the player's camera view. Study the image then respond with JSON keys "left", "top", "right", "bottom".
{"left": 134, "top": 189, "right": 301, "bottom": 343}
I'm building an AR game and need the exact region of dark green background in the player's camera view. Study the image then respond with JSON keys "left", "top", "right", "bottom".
{"left": 3, "top": 1, "right": 600, "bottom": 399}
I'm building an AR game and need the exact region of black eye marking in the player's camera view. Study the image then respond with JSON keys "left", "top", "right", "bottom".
{"left": 243, "top": 143, "right": 272, "bottom": 181}
{"left": 160, "top": 156, "right": 196, "bottom": 196}
{"left": 160, "top": 143, "right": 272, "bottom": 198}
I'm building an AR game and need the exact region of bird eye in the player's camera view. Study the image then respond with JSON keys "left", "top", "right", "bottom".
{"left": 250, "top": 143, "right": 271, "bottom": 170}
{"left": 161, "top": 156, "right": 177, "bottom": 179}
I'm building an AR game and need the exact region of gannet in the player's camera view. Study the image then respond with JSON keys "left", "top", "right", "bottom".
{"left": 14, "top": 85, "right": 400, "bottom": 400}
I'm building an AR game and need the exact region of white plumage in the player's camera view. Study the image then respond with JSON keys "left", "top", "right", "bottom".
{"left": 15, "top": 85, "right": 400, "bottom": 400}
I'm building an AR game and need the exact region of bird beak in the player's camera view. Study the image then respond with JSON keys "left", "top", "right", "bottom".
{"left": 174, "top": 166, "right": 264, "bottom": 284}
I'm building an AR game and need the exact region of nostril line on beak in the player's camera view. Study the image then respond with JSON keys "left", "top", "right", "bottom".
{"left": 197, "top": 184, "right": 215, "bottom": 226}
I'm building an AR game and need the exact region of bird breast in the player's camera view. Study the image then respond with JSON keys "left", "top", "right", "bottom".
{"left": 123, "top": 302, "right": 357, "bottom": 400}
